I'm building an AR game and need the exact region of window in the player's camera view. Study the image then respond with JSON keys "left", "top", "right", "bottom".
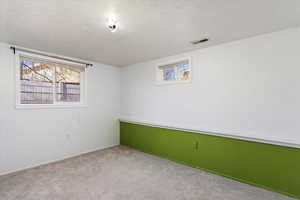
{"left": 156, "top": 57, "right": 192, "bottom": 85}
{"left": 16, "top": 52, "right": 87, "bottom": 108}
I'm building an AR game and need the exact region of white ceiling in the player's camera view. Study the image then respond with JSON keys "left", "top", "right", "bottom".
{"left": 1, "top": 0, "right": 300, "bottom": 67}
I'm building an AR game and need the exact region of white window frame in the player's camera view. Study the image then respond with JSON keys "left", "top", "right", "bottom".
{"left": 156, "top": 56, "right": 192, "bottom": 85}
{"left": 15, "top": 51, "right": 88, "bottom": 109}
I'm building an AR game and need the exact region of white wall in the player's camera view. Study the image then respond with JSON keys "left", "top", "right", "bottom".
{"left": 121, "top": 27, "right": 300, "bottom": 146}
{"left": 0, "top": 42, "right": 120, "bottom": 175}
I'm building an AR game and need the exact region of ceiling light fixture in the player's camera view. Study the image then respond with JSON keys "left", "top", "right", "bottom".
{"left": 107, "top": 17, "right": 118, "bottom": 33}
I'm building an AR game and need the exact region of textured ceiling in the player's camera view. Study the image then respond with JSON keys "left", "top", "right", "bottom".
{"left": 1, "top": 0, "right": 300, "bottom": 66}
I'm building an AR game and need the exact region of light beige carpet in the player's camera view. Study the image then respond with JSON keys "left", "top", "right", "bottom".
{"left": 0, "top": 146, "right": 295, "bottom": 200}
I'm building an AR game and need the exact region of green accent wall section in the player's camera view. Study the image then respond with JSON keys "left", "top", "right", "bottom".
{"left": 120, "top": 122, "right": 300, "bottom": 199}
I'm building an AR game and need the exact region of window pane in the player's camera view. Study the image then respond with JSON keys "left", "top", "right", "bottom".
{"left": 55, "top": 65, "right": 81, "bottom": 102}
{"left": 163, "top": 67, "right": 176, "bottom": 81}
{"left": 20, "top": 57, "right": 54, "bottom": 104}
{"left": 178, "top": 63, "right": 190, "bottom": 81}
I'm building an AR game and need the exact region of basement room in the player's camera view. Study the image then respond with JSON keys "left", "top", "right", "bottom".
{"left": 0, "top": 0, "right": 300, "bottom": 199}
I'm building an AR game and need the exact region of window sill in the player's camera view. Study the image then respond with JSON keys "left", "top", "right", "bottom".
{"left": 15, "top": 104, "right": 88, "bottom": 110}
{"left": 156, "top": 79, "right": 192, "bottom": 85}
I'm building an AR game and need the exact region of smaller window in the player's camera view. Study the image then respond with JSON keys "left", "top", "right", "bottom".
{"left": 156, "top": 57, "right": 192, "bottom": 85}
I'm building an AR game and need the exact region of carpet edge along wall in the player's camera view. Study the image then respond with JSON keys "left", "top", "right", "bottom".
{"left": 120, "top": 122, "right": 300, "bottom": 199}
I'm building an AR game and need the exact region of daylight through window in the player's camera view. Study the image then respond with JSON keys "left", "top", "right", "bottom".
{"left": 157, "top": 58, "right": 191, "bottom": 84}
{"left": 18, "top": 55, "right": 85, "bottom": 106}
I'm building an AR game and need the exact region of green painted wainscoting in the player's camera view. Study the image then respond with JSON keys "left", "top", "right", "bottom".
{"left": 120, "top": 122, "right": 300, "bottom": 199}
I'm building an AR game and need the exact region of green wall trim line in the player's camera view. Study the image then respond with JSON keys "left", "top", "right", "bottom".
{"left": 120, "top": 122, "right": 300, "bottom": 199}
